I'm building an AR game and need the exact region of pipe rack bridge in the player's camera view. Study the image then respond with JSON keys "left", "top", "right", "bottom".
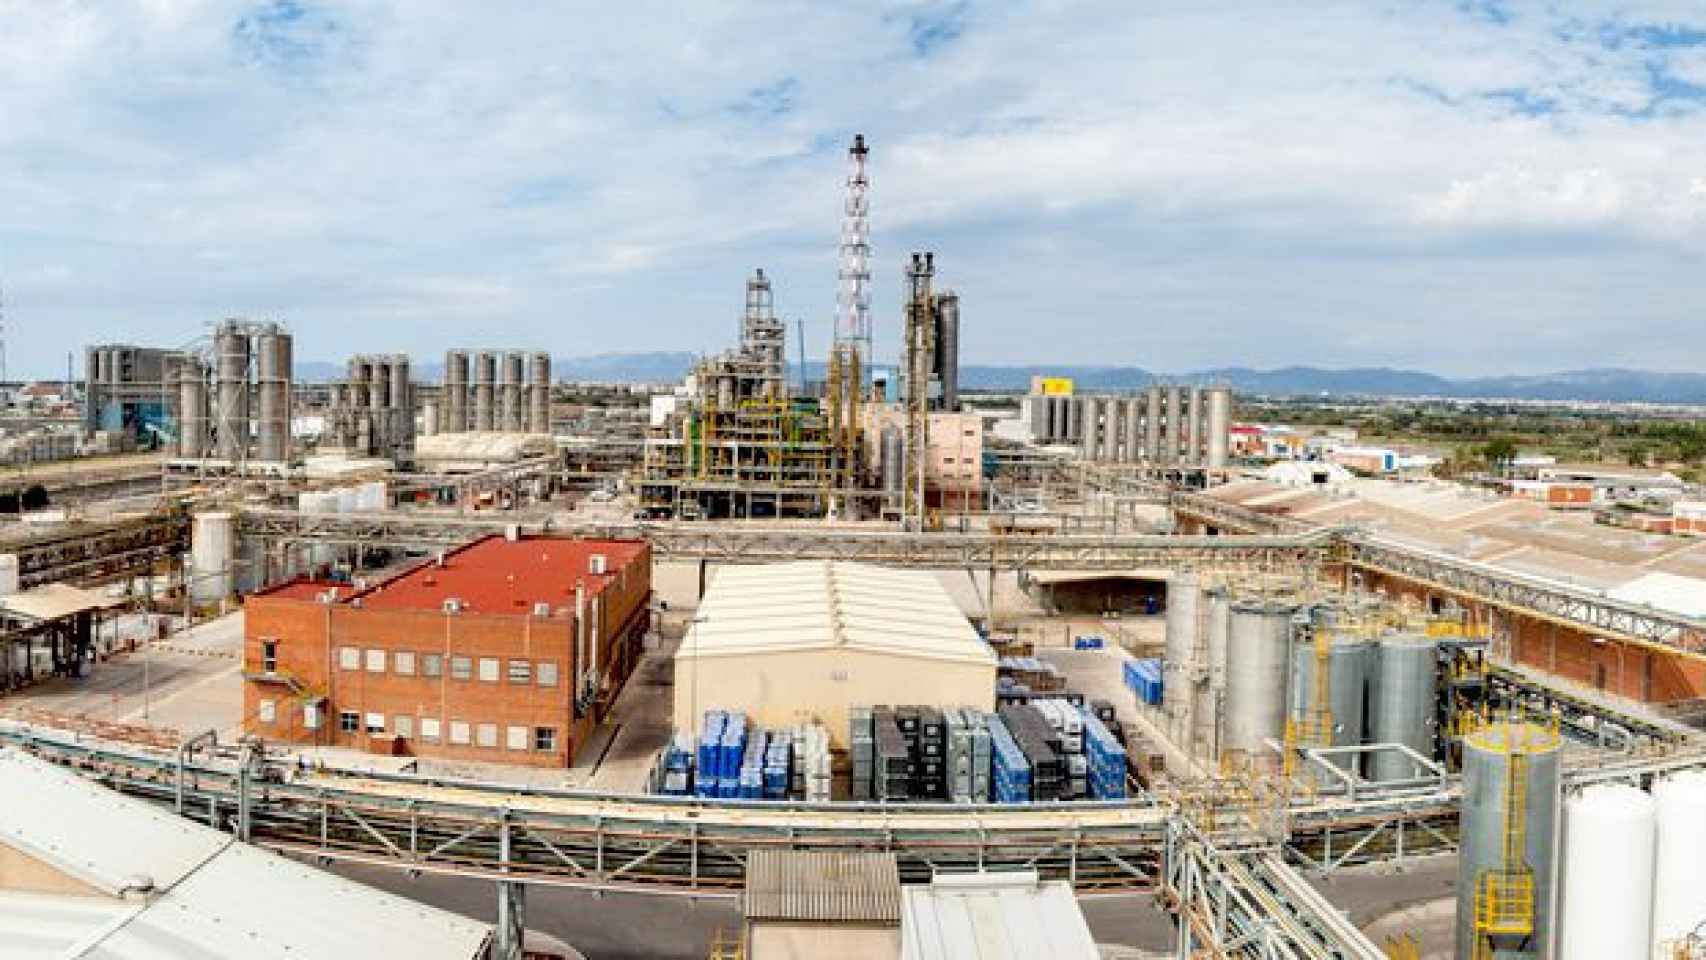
{"left": 234, "top": 507, "right": 1330, "bottom": 569}
{"left": 6, "top": 513, "right": 189, "bottom": 588}
{"left": 2, "top": 725, "right": 1465, "bottom": 896}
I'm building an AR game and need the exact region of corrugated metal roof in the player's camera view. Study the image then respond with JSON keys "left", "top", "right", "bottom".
{"left": 0, "top": 748, "right": 491, "bottom": 959}
{"left": 899, "top": 871, "right": 1099, "bottom": 960}
{"left": 679, "top": 561, "right": 994, "bottom": 666}
{"left": 0, "top": 583, "right": 123, "bottom": 622}
{"left": 744, "top": 850, "right": 902, "bottom": 923}
{"left": 1607, "top": 571, "right": 1706, "bottom": 619}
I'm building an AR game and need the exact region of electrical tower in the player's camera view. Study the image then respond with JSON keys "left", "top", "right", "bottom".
{"left": 836, "top": 134, "right": 872, "bottom": 374}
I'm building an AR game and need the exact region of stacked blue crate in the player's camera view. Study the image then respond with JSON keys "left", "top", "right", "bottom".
{"left": 717, "top": 714, "right": 748, "bottom": 799}
{"left": 737, "top": 730, "right": 770, "bottom": 800}
{"left": 987, "top": 714, "right": 1032, "bottom": 803}
{"left": 659, "top": 733, "right": 695, "bottom": 796}
{"left": 695, "top": 711, "right": 727, "bottom": 797}
{"left": 762, "top": 731, "right": 792, "bottom": 800}
{"left": 1081, "top": 706, "right": 1128, "bottom": 799}
{"left": 1122, "top": 658, "right": 1163, "bottom": 705}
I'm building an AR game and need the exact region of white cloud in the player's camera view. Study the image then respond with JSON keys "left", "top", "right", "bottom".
{"left": 2, "top": 1, "right": 1706, "bottom": 375}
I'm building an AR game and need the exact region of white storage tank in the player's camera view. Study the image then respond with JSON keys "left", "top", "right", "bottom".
{"left": 1223, "top": 598, "right": 1297, "bottom": 769}
{"left": 1164, "top": 571, "right": 1201, "bottom": 721}
{"left": 0, "top": 553, "right": 18, "bottom": 597}
{"left": 1653, "top": 770, "right": 1706, "bottom": 951}
{"left": 190, "top": 512, "right": 234, "bottom": 603}
{"left": 1558, "top": 783, "right": 1655, "bottom": 960}
{"left": 1455, "top": 720, "right": 1562, "bottom": 960}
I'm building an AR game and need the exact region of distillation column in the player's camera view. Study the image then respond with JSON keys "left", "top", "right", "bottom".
{"left": 214, "top": 322, "right": 250, "bottom": 462}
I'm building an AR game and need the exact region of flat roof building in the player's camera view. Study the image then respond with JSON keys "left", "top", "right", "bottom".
{"left": 243, "top": 533, "right": 651, "bottom": 768}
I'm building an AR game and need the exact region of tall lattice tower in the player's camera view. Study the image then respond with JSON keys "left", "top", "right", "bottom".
{"left": 836, "top": 134, "right": 872, "bottom": 372}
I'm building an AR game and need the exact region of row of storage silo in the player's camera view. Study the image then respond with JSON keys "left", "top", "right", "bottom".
{"left": 325, "top": 354, "right": 414, "bottom": 464}
{"left": 440, "top": 348, "right": 551, "bottom": 434}
{"left": 1161, "top": 578, "right": 1440, "bottom": 781}
{"left": 172, "top": 320, "right": 293, "bottom": 463}
{"left": 1024, "top": 385, "right": 1231, "bottom": 467}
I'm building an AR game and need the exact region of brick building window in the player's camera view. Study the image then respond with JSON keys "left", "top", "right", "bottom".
{"left": 338, "top": 648, "right": 359, "bottom": 671}
{"left": 393, "top": 716, "right": 413, "bottom": 739}
{"left": 478, "top": 658, "right": 500, "bottom": 683}
{"left": 537, "top": 661, "right": 559, "bottom": 687}
{"left": 476, "top": 723, "right": 498, "bottom": 748}
{"left": 257, "top": 699, "right": 276, "bottom": 723}
{"left": 506, "top": 726, "right": 528, "bottom": 750}
{"left": 338, "top": 711, "right": 359, "bottom": 733}
{"left": 420, "top": 717, "right": 441, "bottom": 742}
{"left": 449, "top": 721, "right": 471, "bottom": 745}
{"left": 534, "top": 727, "right": 556, "bottom": 751}
{"left": 364, "top": 712, "right": 385, "bottom": 734}
{"left": 365, "top": 649, "right": 386, "bottom": 673}
{"left": 450, "top": 656, "right": 472, "bottom": 680}
{"left": 507, "top": 659, "right": 531, "bottom": 684}
{"left": 394, "top": 651, "right": 416, "bottom": 676}
{"left": 261, "top": 640, "right": 278, "bottom": 673}
{"left": 423, "top": 654, "right": 443, "bottom": 677}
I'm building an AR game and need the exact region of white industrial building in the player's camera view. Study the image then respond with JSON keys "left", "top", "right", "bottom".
{"left": 673, "top": 561, "right": 996, "bottom": 746}
{"left": 0, "top": 747, "right": 492, "bottom": 959}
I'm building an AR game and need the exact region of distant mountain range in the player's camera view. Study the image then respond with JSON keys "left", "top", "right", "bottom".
{"left": 292, "top": 354, "right": 1706, "bottom": 404}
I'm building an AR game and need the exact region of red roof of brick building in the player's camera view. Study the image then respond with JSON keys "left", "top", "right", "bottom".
{"left": 347, "top": 535, "right": 647, "bottom": 616}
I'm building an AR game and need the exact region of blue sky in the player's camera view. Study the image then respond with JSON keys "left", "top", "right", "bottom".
{"left": 3, "top": 0, "right": 1706, "bottom": 378}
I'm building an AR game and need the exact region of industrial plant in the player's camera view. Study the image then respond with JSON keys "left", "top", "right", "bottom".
{"left": 3, "top": 130, "right": 1706, "bottom": 960}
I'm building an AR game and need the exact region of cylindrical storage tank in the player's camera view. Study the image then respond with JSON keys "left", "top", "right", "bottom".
{"left": 1455, "top": 721, "right": 1562, "bottom": 960}
{"left": 177, "top": 359, "right": 209, "bottom": 458}
{"left": 1206, "top": 387, "right": 1232, "bottom": 468}
{"left": 1123, "top": 397, "right": 1142, "bottom": 463}
{"left": 501, "top": 350, "right": 525, "bottom": 431}
{"left": 1144, "top": 386, "right": 1162, "bottom": 461}
{"left": 1186, "top": 385, "right": 1202, "bottom": 465}
{"left": 0, "top": 554, "right": 18, "bottom": 596}
{"left": 1044, "top": 396, "right": 1061, "bottom": 443}
{"left": 1100, "top": 396, "right": 1120, "bottom": 462}
{"left": 1224, "top": 599, "right": 1296, "bottom": 768}
{"left": 190, "top": 512, "right": 234, "bottom": 603}
{"left": 1368, "top": 633, "right": 1439, "bottom": 781}
{"left": 422, "top": 400, "right": 439, "bottom": 437}
{"left": 444, "top": 349, "right": 469, "bottom": 433}
{"left": 1287, "top": 629, "right": 1374, "bottom": 780}
{"left": 1066, "top": 394, "right": 1082, "bottom": 445}
{"left": 254, "top": 328, "right": 287, "bottom": 463}
{"left": 1205, "top": 585, "right": 1230, "bottom": 688}
{"left": 389, "top": 355, "right": 412, "bottom": 462}
{"left": 105, "top": 347, "right": 123, "bottom": 383}
{"left": 214, "top": 323, "right": 249, "bottom": 461}
{"left": 1558, "top": 783, "right": 1654, "bottom": 960}
{"left": 528, "top": 351, "right": 551, "bottom": 434}
{"left": 1164, "top": 384, "right": 1182, "bottom": 463}
{"left": 1079, "top": 396, "right": 1098, "bottom": 459}
{"left": 1164, "top": 571, "right": 1200, "bottom": 718}
{"left": 473, "top": 351, "right": 496, "bottom": 431}
{"left": 1653, "top": 771, "right": 1706, "bottom": 950}
{"left": 880, "top": 426, "right": 903, "bottom": 497}
{"left": 935, "top": 292, "right": 959, "bottom": 412}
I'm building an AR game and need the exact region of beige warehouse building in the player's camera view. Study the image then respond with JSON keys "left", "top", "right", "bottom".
{"left": 673, "top": 561, "right": 996, "bottom": 746}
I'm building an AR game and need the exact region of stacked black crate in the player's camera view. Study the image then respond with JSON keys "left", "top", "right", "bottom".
{"left": 915, "top": 707, "right": 946, "bottom": 800}
{"left": 849, "top": 706, "right": 874, "bottom": 801}
{"left": 1089, "top": 699, "right": 1127, "bottom": 748}
{"left": 875, "top": 706, "right": 912, "bottom": 801}
{"left": 1038, "top": 699, "right": 1087, "bottom": 800}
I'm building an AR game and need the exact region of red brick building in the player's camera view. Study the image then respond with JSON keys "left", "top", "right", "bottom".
{"left": 243, "top": 534, "right": 651, "bottom": 767}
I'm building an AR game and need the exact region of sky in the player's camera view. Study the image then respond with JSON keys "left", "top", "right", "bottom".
{"left": 3, "top": 0, "right": 1706, "bottom": 379}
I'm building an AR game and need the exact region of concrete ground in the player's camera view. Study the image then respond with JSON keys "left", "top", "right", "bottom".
{"left": 4, "top": 611, "right": 244, "bottom": 738}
